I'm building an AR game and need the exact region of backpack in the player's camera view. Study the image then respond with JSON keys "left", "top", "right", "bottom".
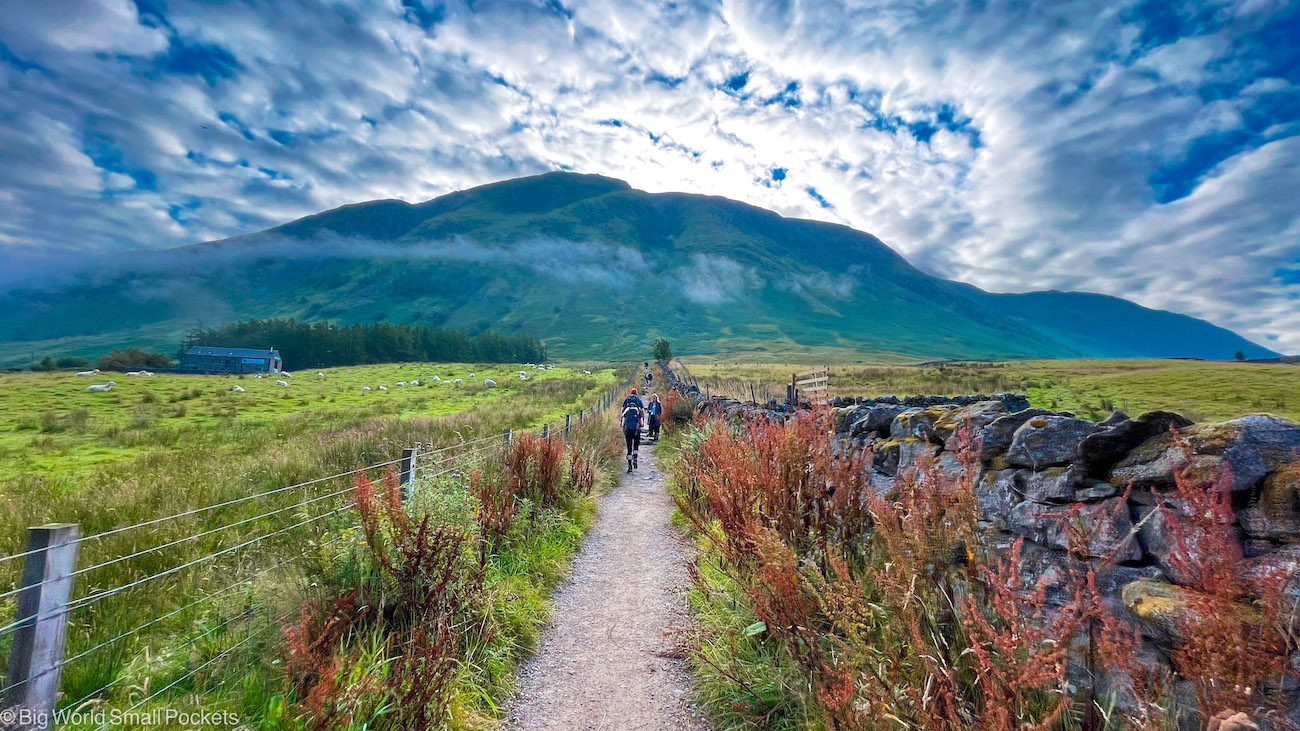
{"left": 621, "top": 396, "right": 643, "bottom": 430}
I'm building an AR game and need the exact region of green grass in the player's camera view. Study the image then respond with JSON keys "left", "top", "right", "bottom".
{"left": 679, "top": 359, "right": 1300, "bottom": 423}
{"left": 0, "top": 362, "right": 630, "bottom": 729}
{"left": 0, "top": 363, "right": 610, "bottom": 483}
{"left": 655, "top": 431, "right": 814, "bottom": 731}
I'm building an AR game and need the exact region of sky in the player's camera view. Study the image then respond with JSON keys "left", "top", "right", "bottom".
{"left": 1, "top": 0, "right": 1297, "bottom": 352}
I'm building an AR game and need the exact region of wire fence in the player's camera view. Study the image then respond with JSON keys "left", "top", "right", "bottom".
{"left": 0, "top": 372, "right": 636, "bottom": 721}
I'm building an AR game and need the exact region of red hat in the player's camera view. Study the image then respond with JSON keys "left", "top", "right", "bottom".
{"left": 630, "top": 388, "right": 638, "bottom": 394}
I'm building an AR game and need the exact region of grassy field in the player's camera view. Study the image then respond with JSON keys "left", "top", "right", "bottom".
{"left": 677, "top": 358, "right": 1300, "bottom": 422}
{"left": 0, "top": 362, "right": 628, "bottom": 729}
{"left": 0, "top": 363, "right": 606, "bottom": 484}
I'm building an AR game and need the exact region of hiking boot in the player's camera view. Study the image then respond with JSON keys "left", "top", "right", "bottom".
{"left": 627, "top": 457, "right": 633, "bottom": 473}
{"left": 633, "top": 453, "right": 639, "bottom": 469}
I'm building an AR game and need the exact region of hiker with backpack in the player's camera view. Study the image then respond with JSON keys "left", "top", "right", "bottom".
{"left": 621, "top": 387, "right": 645, "bottom": 471}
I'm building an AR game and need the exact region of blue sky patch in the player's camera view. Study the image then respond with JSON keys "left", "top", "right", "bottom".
{"left": 154, "top": 36, "right": 239, "bottom": 85}
{"left": 83, "top": 133, "right": 156, "bottom": 191}
{"left": 0, "top": 42, "right": 40, "bottom": 72}
{"left": 806, "top": 186, "right": 833, "bottom": 210}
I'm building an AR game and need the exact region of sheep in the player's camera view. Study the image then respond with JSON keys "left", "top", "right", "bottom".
{"left": 281, "top": 371, "right": 292, "bottom": 378}
{"left": 317, "top": 372, "right": 325, "bottom": 379}
{"left": 583, "top": 370, "right": 591, "bottom": 375}
{"left": 519, "top": 371, "right": 528, "bottom": 377}
{"left": 396, "top": 381, "right": 406, "bottom": 387}
{"left": 378, "top": 385, "right": 388, "bottom": 391}
{"left": 276, "top": 379, "right": 288, "bottom": 387}
{"left": 254, "top": 374, "right": 264, "bottom": 379}
{"left": 361, "top": 386, "right": 372, "bottom": 392}
{"left": 85, "top": 382, "right": 116, "bottom": 392}
{"left": 411, "top": 379, "right": 421, "bottom": 386}
{"left": 232, "top": 385, "right": 245, "bottom": 393}
{"left": 76, "top": 369, "right": 100, "bottom": 377}
{"left": 469, "top": 372, "right": 475, "bottom": 378}
{"left": 142, "top": 371, "right": 154, "bottom": 377}
{"left": 519, "top": 374, "right": 529, "bottom": 381}
{"left": 452, "top": 378, "right": 463, "bottom": 384}
{"left": 484, "top": 378, "right": 497, "bottom": 387}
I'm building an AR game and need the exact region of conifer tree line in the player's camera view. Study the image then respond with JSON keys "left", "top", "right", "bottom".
{"left": 184, "top": 319, "right": 547, "bottom": 368}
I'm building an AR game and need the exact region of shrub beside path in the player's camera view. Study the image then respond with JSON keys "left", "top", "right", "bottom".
{"left": 505, "top": 446, "right": 706, "bottom": 730}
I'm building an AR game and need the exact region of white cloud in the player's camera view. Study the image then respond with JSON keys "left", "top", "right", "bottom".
{"left": 679, "top": 253, "right": 763, "bottom": 303}
{"left": 0, "top": 0, "right": 1296, "bottom": 351}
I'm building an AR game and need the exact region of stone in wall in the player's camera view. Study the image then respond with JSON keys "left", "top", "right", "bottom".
{"left": 1076, "top": 411, "right": 1195, "bottom": 478}
{"left": 979, "top": 408, "right": 1054, "bottom": 463}
{"left": 1240, "top": 464, "right": 1300, "bottom": 541}
{"left": 1008, "top": 498, "right": 1143, "bottom": 561}
{"left": 1110, "top": 414, "right": 1300, "bottom": 494}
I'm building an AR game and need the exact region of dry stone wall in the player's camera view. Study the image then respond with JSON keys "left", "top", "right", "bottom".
{"left": 658, "top": 362, "right": 1300, "bottom": 720}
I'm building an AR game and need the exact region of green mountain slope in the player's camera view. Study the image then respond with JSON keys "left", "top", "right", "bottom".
{"left": 0, "top": 172, "right": 1278, "bottom": 364}
{"left": 945, "top": 282, "right": 1276, "bottom": 360}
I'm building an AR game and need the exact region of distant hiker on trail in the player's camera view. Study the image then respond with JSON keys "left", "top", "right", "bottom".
{"left": 621, "top": 388, "right": 644, "bottom": 471}
{"left": 644, "top": 367, "right": 653, "bottom": 389}
{"left": 646, "top": 393, "right": 662, "bottom": 441}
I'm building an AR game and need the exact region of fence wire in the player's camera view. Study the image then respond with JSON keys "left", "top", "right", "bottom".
{"left": 0, "top": 372, "right": 639, "bottom": 717}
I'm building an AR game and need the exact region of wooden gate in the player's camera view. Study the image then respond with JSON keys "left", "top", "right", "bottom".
{"left": 789, "top": 366, "right": 829, "bottom": 404}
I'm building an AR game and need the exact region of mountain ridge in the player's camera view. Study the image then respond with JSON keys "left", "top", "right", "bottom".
{"left": 1, "top": 171, "right": 1279, "bottom": 364}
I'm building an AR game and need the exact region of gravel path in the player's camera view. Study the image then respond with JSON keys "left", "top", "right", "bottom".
{"left": 504, "top": 445, "right": 706, "bottom": 730}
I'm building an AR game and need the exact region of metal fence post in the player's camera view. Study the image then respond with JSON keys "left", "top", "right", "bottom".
{"left": 541, "top": 423, "right": 550, "bottom": 440}
{"left": 579, "top": 409, "right": 584, "bottom": 425}
{"left": 564, "top": 414, "right": 571, "bottom": 440}
{"left": 503, "top": 429, "right": 511, "bottom": 447}
{"left": 5, "top": 524, "right": 81, "bottom": 729}
{"left": 399, "top": 448, "right": 417, "bottom": 501}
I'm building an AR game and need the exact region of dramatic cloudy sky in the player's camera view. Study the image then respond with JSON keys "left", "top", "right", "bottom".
{"left": 1, "top": 0, "right": 1298, "bottom": 351}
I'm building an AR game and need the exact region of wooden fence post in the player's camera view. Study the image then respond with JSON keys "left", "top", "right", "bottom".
{"left": 564, "top": 414, "right": 571, "bottom": 440}
{"left": 5, "top": 524, "right": 81, "bottom": 729}
{"left": 399, "top": 448, "right": 417, "bottom": 501}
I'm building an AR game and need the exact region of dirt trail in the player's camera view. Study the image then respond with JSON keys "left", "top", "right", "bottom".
{"left": 505, "top": 445, "right": 706, "bottom": 730}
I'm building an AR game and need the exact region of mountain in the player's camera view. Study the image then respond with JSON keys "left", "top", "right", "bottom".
{"left": 0, "top": 172, "right": 1279, "bottom": 364}
{"left": 944, "top": 283, "right": 1275, "bottom": 360}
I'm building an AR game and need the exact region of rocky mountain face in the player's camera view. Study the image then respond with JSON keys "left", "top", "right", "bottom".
{"left": 0, "top": 172, "right": 1277, "bottom": 363}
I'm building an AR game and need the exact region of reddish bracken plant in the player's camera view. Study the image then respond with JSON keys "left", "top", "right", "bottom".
{"left": 506, "top": 433, "right": 567, "bottom": 508}
{"left": 469, "top": 468, "right": 519, "bottom": 546}
{"left": 1152, "top": 434, "right": 1294, "bottom": 724}
{"left": 960, "top": 537, "right": 1082, "bottom": 729}
{"left": 680, "top": 413, "right": 1201, "bottom": 730}
{"left": 282, "top": 466, "right": 484, "bottom": 726}
{"left": 661, "top": 390, "right": 684, "bottom": 434}
{"left": 385, "top": 624, "right": 458, "bottom": 731}
{"left": 281, "top": 590, "right": 370, "bottom": 729}
{"left": 568, "top": 448, "right": 597, "bottom": 496}
{"left": 673, "top": 423, "right": 761, "bottom": 566}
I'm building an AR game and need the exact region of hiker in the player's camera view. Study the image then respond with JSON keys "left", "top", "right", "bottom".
{"left": 646, "top": 393, "right": 662, "bottom": 441}
{"left": 621, "top": 387, "right": 645, "bottom": 471}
